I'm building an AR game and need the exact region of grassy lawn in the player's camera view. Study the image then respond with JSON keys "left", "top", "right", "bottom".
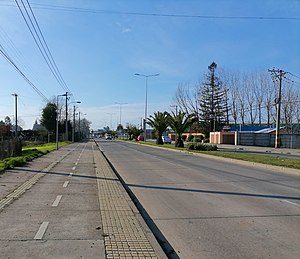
{"left": 0, "top": 142, "right": 70, "bottom": 172}
{"left": 194, "top": 151, "right": 300, "bottom": 170}
{"left": 130, "top": 140, "right": 300, "bottom": 170}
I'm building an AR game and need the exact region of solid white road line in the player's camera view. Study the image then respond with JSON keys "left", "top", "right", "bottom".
{"left": 52, "top": 195, "right": 62, "bottom": 207}
{"left": 283, "top": 200, "right": 299, "bottom": 206}
{"left": 63, "top": 181, "right": 69, "bottom": 188}
{"left": 34, "top": 221, "right": 49, "bottom": 240}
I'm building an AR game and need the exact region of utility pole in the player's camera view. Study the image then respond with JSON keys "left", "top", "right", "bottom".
{"left": 11, "top": 93, "right": 18, "bottom": 138}
{"left": 268, "top": 68, "right": 287, "bottom": 148}
{"left": 65, "top": 92, "right": 69, "bottom": 141}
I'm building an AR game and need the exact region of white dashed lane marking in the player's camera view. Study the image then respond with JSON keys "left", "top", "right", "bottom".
{"left": 52, "top": 195, "right": 62, "bottom": 207}
{"left": 63, "top": 181, "right": 69, "bottom": 188}
{"left": 68, "top": 173, "right": 73, "bottom": 177}
{"left": 34, "top": 222, "right": 49, "bottom": 240}
{"left": 72, "top": 166, "right": 76, "bottom": 170}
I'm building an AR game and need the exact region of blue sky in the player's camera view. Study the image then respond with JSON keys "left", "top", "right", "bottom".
{"left": 0, "top": 0, "right": 299, "bottom": 130}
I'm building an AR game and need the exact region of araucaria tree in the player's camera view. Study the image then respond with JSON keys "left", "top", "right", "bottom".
{"left": 147, "top": 111, "right": 169, "bottom": 145}
{"left": 199, "top": 62, "right": 229, "bottom": 136}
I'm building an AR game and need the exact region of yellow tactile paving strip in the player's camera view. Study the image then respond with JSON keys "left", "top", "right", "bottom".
{"left": 93, "top": 144, "right": 159, "bottom": 259}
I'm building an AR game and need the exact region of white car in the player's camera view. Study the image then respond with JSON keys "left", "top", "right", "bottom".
{"left": 162, "top": 136, "right": 172, "bottom": 144}
{"left": 105, "top": 134, "right": 112, "bottom": 140}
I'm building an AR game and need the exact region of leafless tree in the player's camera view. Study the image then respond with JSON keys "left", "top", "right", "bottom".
{"left": 260, "top": 74, "right": 275, "bottom": 127}
{"left": 243, "top": 74, "right": 258, "bottom": 125}
{"left": 281, "top": 84, "right": 300, "bottom": 133}
{"left": 219, "top": 69, "right": 239, "bottom": 125}
{"left": 174, "top": 82, "right": 197, "bottom": 115}
{"left": 254, "top": 73, "right": 267, "bottom": 126}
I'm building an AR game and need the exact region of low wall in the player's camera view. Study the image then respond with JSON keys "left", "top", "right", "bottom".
{"left": 237, "top": 133, "right": 300, "bottom": 148}
{"left": 210, "top": 132, "right": 300, "bottom": 148}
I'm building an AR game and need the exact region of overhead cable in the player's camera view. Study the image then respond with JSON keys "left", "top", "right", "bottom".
{"left": 0, "top": 45, "right": 50, "bottom": 103}
{"left": 1, "top": 2, "right": 299, "bottom": 21}
{"left": 14, "top": 0, "right": 71, "bottom": 94}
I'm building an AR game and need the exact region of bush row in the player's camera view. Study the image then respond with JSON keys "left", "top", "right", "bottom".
{"left": 187, "top": 143, "right": 218, "bottom": 151}
{"left": 0, "top": 149, "right": 46, "bottom": 172}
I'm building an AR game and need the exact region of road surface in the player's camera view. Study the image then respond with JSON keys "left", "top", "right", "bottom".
{"left": 97, "top": 139, "right": 300, "bottom": 259}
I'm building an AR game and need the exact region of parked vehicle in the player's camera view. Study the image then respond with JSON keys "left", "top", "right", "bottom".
{"left": 137, "top": 135, "right": 144, "bottom": 141}
{"left": 162, "top": 136, "right": 172, "bottom": 144}
{"left": 105, "top": 134, "right": 112, "bottom": 140}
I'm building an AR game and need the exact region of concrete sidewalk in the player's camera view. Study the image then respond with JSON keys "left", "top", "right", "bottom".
{"left": 0, "top": 142, "right": 166, "bottom": 258}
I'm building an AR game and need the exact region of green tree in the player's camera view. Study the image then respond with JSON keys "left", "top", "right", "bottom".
{"left": 116, "top": 124, "right": 124, "bottom": 132}
{"left": 147, "top": 111, "right": 169, "bottom": 145}
{"left": 199, "top": 62, "right": 229, "bottom": 137}
{"left": 167, "top": 111, "right": 197, "bottom": 147}
{"left": 126, "top": 124, "right": 143, "bottom": 140}
{"left": 40, "top": 102, "right": 57, "bottom": 132}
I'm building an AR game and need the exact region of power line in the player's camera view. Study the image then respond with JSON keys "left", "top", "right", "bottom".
{"left": 14, "top": 0, "right": 71, "bottom": 94}
{"left": 25, "top": 0, "right": 70, "bottom": 93}
{"left": 0, "top": 44, "right": 49, "bottom": 103}
{"left": 288, "top": 72, "right": 300, "bottom": 81}
{"left": 0, "top": 25, "right": 50, "bottom": 91}
{"left": 2, "top": 2, "right": 300, "bottom": 21}
{"left": 30, "top": 4, "right": 300, "bottom": 21}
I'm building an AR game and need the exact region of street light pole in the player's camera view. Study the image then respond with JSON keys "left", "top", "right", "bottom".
{"left": 11, "top": 93, "right": 18, "bottom": 138}
{"left": 134, "top": 73, "right": 159, "bottom": 140}
{"left": 115, "top": 102, "right": 127, "bottom": 127}
{"left": 71, "top": 101, "right": 81, "bottom": 142}
{"left": 56, "top": 93, "right": 67, "bottom": 150}
{"left": 64, "top": 92, "right": 70, "bottom": 141}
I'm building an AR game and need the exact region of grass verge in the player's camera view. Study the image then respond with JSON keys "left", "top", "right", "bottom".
{"left": 0, "top": 142, "right": 70, "bottom": 172}
{"left": 129, "top": 140, "right": 300, "bottom": 170}
{"left": 192, "top": 150, "right": 300, "bottom": 170}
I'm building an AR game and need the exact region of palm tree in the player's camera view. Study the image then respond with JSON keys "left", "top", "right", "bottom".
{"left": 168, "top": 111, "right": 197, "bottom": 147}
{"left": 146, "top": 111, "right": 170, "bottom": 145}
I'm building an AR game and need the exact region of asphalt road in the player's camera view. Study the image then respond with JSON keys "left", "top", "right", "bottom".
{"left": 97, "top": 139, "right": 300, "bottom": 259}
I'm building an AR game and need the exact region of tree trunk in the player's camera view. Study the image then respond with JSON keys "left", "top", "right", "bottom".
{"left": 175, "top": 137, "right": 184, "bottom": 148}
{"left": 156, "top": 136, "right": 163, "bottom": 145}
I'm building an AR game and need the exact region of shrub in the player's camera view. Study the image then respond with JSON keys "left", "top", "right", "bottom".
{"left": 193, "top": 137, "right": 202, "bottom": 143}
{"left": 203, "top": 138, "right": 210, "bottom": 143}
{"left": 188, "top": 143, "right": 195, "bottom": 150}
{"left": 188, "top": 143, "right": 218, "bottom": 151}
{"left": 187, "top": 135, "right": 194, "bottom": 142}
{"left": 4, "top": 157, "right": 26, "bottom": 169}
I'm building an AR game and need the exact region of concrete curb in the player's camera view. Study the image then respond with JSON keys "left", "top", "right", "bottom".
{"left": 93, "top": 141, "right": 167, "bottom": 259}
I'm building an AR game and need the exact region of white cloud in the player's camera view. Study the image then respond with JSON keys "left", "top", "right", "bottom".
{"left": 122, "top": 28, "right": 132, "bottom": 33}
{"left": 114, "top": 22, "right": 132, "bottom": 33}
